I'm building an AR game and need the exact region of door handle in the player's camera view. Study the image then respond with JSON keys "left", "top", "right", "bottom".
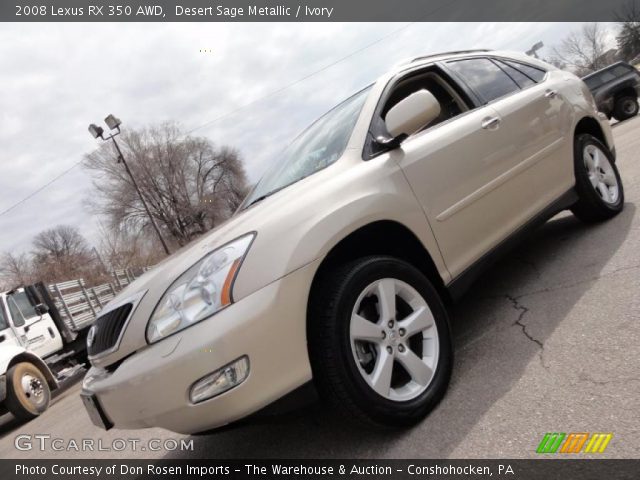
{"left": 0, "top": 334, "right": 5, "bottom": 342}
{"left": 545, "top": 89, "right": 558, "bottom": 98}
{"left": 481, "top": 116, "right": 501, "bottom": 129}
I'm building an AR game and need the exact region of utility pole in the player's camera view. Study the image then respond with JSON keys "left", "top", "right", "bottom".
{"left": 109, "top": 136, "right": 171, "bottom": 255}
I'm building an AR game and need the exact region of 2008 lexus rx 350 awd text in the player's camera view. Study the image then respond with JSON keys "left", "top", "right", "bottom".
{"left": 81, "top": 50, "right": 624, "bottom": 433}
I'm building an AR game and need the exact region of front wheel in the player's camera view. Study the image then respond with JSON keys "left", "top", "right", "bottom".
{"left": 5, "top": 362, "right": 51, "bottom": 421}
{"left": 570, "top": 134, "right": 624, "bottom": 223}
{"left": 308, "top": 256, "right": 453, "bottom": 427}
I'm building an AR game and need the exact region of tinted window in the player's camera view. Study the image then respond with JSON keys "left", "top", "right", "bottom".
{"left": 586, "top": 65, "right": 632, "bottom": 87}
{"left": 584, "top": 75, "right": 603, "bottom": 89}
{"left": 447, "top": 58, "right": 519, "bottom": 103}
{"left": 612, "top": 64, "right": 632, "bottom": 77}
{"left": 494, "top": 60, "right": 535, "bottom": 88}
{"left": 599, "top": 70, "right": 617, "bottom": 83}
{"left": 503, "top": 60, "right": 546, "bottom": 82}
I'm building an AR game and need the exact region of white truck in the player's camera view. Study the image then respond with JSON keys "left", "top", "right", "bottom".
{"left": 0, "top": 277, "right": 125, "bottom": 421}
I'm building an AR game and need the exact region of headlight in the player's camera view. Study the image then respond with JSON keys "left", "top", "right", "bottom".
{"left": 146, "top": 233, "right": 255, "bottom": 343}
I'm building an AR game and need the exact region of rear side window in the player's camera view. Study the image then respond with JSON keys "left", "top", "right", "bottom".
{"left": 584, "top": 75, "right": 603, "bottom": 89}
{"left": 611, "top": 64, "right": 632, "bottom": 77}
{"left": 447, "top": 58, "right": 520, "bottom": 103}
{"left": 502, "top": 60, "right": 546, "bottom": 82}
{"left": 494, "top": 60, "right": 536, "bottom": 88}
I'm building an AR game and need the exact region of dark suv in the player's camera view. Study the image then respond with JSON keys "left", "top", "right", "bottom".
{"left": 582, "top": 61, "right": 640, "bottom": 121}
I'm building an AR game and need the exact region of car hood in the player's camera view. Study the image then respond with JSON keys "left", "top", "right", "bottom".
{"left": 87, "top": 161, "right": 341, "bottom": 369}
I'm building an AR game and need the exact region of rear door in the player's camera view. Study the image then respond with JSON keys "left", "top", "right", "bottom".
{"left": 481, "top": 58, "right": 572, "bottom": 212}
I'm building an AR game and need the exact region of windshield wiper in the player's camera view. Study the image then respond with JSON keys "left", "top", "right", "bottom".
{"left": 244, "top": 185, "right": 286, "bottom": 209}
{"left": 246, "top": 194, "right": 270, "bottom": 208}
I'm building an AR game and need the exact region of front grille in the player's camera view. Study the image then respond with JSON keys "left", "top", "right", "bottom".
{"left": 87, "top": 304, "right": 133, "bottom": 357}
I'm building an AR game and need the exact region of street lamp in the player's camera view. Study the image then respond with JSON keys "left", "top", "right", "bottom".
{"left": 88, "top": 115, "right": 171, "bottom": 255}
{"left": 526, "top": 41, "right": 544, "bottom": 59}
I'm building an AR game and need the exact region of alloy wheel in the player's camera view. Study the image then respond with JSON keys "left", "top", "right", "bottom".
{"left": 583, "top": 143, "right": 619, "bottom": 205}
{"left": 349, "top": 278, "right": 439, "bottom": 402}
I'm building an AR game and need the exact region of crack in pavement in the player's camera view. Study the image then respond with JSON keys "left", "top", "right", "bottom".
{"left": 506, "top": 295, "right": 544, "bottom": 350}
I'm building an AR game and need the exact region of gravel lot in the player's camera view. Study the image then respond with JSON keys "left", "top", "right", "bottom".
{"left": 2, "top": 116, "right": 639, "bottom": 459}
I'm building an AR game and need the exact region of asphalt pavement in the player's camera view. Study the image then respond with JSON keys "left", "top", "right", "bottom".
{"left": 2, "top": 116, "right": 639, "bottom": 459}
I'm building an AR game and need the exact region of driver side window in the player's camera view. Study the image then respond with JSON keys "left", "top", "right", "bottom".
{"left": 382, "top": 70, "right": 469, "bottom": 134}
{"left": 368, "top": 68, "right": 471, "bottom": 158}
{"left": 7, "top": 291, "right": 37, "bottom": 327}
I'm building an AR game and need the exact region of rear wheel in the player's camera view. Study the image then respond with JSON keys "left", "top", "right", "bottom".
{"left": 613, "top": 96, "right": 639, "bottom": 121}
{"left": 308, "top": 256, "right": 453, "bottom": 427}
{"left": 570, "top": 134, "right": 624, "bottom": 223}
{"left": 5, "top": 362, "right": 51, "bottom": 421}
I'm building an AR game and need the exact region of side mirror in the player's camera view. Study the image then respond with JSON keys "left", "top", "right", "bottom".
{"left": 35, "top": 303, "right": 49, "bottom": 316}
{"left": 384, "top": 89, "right": 441, "bottom": 140}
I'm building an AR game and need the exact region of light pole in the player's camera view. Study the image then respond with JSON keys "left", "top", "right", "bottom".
{"left": 88, "top": 115, "right": 171, "bottom": 256}
{"left": 526, "top": 41, "right": 544, "bottom": 59}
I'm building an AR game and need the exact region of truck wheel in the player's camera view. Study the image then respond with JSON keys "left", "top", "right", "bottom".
{"left": 571, "top": 134, "right": 624, "bottom": 223}
{"left": 613, "top": 96, "right": 639, "bottom": 121}
{"left": 5, "top": 362, "right": 51, "bottom": 421}
{"left": 308, "top": 256, "right": 453, "bottom": 427}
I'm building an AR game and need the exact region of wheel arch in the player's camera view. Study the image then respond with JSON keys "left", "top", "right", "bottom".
{"left": 574, "top": 115, "right": 607, "bottom": 146}
{"left": 307, "top": 220, "right": 449, "bottom": 314}
{"left": 613, "top": 86, "right": 639, "bottom": 101}
{"left": 7, "top": 353, "right": 58, "bottom": 391}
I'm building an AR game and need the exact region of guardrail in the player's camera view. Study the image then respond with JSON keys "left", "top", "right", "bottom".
{"left": 47, "top": 267, "right": 151, "bottom": 332}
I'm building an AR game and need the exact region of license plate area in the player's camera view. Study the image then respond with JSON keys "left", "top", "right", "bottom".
{"left": 81, "top": 391, "right": 113, "bottom": 430}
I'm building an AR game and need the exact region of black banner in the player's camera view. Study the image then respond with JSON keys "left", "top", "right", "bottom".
{"left": 1, "top": 0, "right": 637, "bottom": 22}
{"left": 1, "top": 459, "right": 640, "bottom": 480}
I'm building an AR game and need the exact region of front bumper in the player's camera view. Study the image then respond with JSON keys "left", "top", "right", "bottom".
{"left": 82, "top": 260, "right": 318, "bottom": 434}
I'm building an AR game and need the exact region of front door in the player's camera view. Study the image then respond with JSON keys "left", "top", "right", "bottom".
{"left": 394, "top": 101, "right": 530, "bottom": 278}
{"left": 6, "top": 290, "right": 62, "bottom": 358}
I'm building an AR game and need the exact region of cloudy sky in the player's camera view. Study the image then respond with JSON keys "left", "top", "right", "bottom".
{"left": 0, "top": 22, "right": 618, "bottom": 255}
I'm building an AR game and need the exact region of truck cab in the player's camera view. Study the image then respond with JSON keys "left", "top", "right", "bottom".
{"left": 0, "top": 284, "right": 90, "bottom": 421}
{"left": 0, "top": 288, "right": 63, "bottom": 358}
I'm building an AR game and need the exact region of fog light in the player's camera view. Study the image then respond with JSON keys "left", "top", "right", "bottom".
{"left": 189, "top": 356, "right": 250, "bottom": 403}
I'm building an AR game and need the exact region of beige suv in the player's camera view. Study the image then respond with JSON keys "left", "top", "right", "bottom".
{"left": 81, "top": 50, "right": 623, "bottom": 433}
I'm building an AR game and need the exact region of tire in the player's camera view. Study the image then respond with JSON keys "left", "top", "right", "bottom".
{"left": 308, "top": 256, "right": 453, "bottom": 427}
{"left": 5, "top": 362, "right": 51, "bottom": 421}
{"left": 613, "top": 96, "right": 639, "bottom": 121}
{"left": 570, "top": 134, "right": 624, "bottom": 223}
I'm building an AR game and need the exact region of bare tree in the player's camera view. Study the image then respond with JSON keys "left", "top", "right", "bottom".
{"left": 32, "top": 225, "right": 89, "bottom": 261}
{"left": 0, "top": 252, "right": 33, "bottom": 287}
{"left": 552, "top": 23, "right": 613, "bottom": 76}
{"left": 617, "top": 0, "right": 640, "bottom": 61}
{"left": 31, "top": 225, "right": 94, "bottom": 283}
{"left": 83, "top": 123, "right": 249, "bottom": 247}
{"left": 97, "top": 222, "right": 163, "bottom": 270}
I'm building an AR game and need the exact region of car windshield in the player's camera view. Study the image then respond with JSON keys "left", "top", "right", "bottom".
{"left": 243, "top": 86, "right": 371, "bottom": 208}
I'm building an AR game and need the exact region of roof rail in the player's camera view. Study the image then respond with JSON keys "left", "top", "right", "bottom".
{"left": 408, "top": 49, "right": 491, "bottom": 64}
